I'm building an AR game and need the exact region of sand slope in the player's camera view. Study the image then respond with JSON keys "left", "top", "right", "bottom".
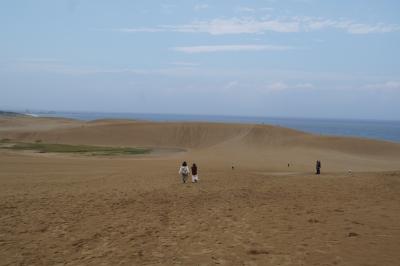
{"left": 1, "top": 116, "right": 400, "bottom": 265}
{"left": 0, "top": 154, "right": 399, "bottom": 265}
{"left": 1, "top": 117, "right": 399, "bottom": 172}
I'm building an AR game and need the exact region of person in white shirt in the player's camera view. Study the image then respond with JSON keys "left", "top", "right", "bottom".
{"left": 178, "top": 161, "right": 190, "bottom": 183}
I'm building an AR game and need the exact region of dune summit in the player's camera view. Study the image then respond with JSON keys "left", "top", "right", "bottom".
{"left": 1, "top": 116, "right": 400, "bottom": 265}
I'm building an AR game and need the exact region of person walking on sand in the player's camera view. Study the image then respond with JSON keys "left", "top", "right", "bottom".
{"left": 191, "top": 163, "right": 199, "bottom": 183}
{"left": 179, "top": 161, "right": 190, "bottom": 183}
{"left": 316, "top": 160, "right": 321, "bottom": 175}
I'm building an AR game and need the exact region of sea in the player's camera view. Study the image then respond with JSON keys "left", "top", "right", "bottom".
{"left": 31, "top": 111, "right": 400, "bottom": 143}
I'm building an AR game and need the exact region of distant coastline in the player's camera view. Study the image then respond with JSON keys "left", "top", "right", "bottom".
{"left": 0, "top": 110, "right": 28, "bottom": 117}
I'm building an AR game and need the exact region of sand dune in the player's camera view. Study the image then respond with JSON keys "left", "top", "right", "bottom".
{"left": 0, "top": 116, "right": 81, "bottom": 132}
{"left": 1, "top": 116, "right": 400, "bottom": 265}
{"left": 1, "top": 117, "right": 399, "bottom": 171}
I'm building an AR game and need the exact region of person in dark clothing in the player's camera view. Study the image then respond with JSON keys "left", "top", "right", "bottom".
{"left": 191, "top": 163, "right": 199, "bottom": 183}
{"left": 316, "top": 160, "right": 321, "bottom": 174}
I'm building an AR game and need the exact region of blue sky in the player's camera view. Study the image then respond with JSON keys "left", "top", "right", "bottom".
{"left": 1, "top": 0, "right": 400, "bottom": 120}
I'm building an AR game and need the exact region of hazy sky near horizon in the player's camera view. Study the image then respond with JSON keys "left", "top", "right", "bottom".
{"left": 1, "top": 0, "right": 400, "bottom": 120}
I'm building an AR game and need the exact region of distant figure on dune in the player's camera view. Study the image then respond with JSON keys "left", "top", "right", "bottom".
{"left": 316, "top": 160, "right": 321, "bottom": 175}
{"left": 179, "top": 161, "right": 190, "bottom": 183}
{"left": 348, "top": 169, "right": 352, "bottom": 175}
{"left": 191, "top": 163, "right": 199, "bottom": 183}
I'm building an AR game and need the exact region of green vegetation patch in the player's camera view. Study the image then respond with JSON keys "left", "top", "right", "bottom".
{"left": 1, "top": 142, "right": 151, "bottom": 156}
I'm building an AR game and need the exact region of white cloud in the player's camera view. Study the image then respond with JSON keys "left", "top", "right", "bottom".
{"left": 194, "top": 4, "right": 209, "bottom": 11}
{"left": 365, "top": 81, "right": 400, "bottom": 90}
{"left": 114, "top": 27, "right": 164, "bottom": 33}
{"left": 294, "top": 83, "right": 314, "bottom": 89}
{"left": 113, "top": 16, "right": 400, "bottom": 35}
{"left": 172, "top": 44, "right": 295, "bottom": 53}
{"left": 224, "top": 81, "right": 239, "bottom": 89}
{"left": 164, "top": 18, "right": 299, "bottom": 34}
{"left": 302, "top": 17, "right": 400, "bottom": 34}
{"left": 235, "top": 6, "right": 274, "bottom": 13}
{"left": 265, "top": 82, "right": 289, "bottom": 91}
{"left": 235, "top": 6, "right": 256, "bottom": 13}
{"left": 170, "top": 61, "right": 199, "bottom": 67}
{"left": 346, "top": 23, "right": 400, "bottom": 34}
{"left": 261, "top": 82, "right": 314, "bottom": 92}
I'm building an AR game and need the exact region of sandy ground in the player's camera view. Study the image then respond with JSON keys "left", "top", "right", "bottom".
{"left": 1, "top": 117, "right": 400, "bottom": 265}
